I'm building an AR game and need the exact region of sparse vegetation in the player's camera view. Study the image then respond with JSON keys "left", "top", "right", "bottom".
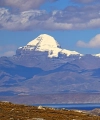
{"left": 0, "top": 101, "right": 100, "bottom": 120}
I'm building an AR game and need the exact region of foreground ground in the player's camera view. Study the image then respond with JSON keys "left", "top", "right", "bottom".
{"left": 0, "top": 101, "right": 100, "bottom": 120}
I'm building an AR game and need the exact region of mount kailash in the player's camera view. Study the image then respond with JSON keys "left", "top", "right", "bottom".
{"left": 0, "top": 34, "right": 100, "bottom": 96}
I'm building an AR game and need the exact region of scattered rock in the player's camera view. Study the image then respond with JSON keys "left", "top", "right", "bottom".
{"left": 38, "top": 106, "right": 45, "bottom": 110}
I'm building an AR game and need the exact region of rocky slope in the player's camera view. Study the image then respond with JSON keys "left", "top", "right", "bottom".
{"left": 0, "top": 101, "right": 100, "bottom": 120}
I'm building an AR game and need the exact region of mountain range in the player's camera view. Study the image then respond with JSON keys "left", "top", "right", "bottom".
{"left": 0, "top": 34, "right": 100, "bottom": 97}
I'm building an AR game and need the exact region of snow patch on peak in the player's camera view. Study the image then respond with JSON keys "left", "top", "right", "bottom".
{"left": 60, "top": 49, "right": 83, "bottom": 56}
{"left": 27, "top": 34, "right": 61, "bottom": 48}
{"left": 26, "top": 34, "right": 62, "bottom": 57}
{"left": 18, "top": 34, "right": 82, "bottom": 58}
{"left": 93, "top": 54, "right": 100, "bottom": 57}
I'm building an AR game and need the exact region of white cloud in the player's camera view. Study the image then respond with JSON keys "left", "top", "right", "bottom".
{"left": 0, "top": 8, "right": 47, "bottom": 30}
{"left": 0, "top": 45, "right": 17, "bottom": 57}
{"left": 0, "top": 45, "right": 16, "bottom": 51}
{"left": 1, "top": 4, "right": 100, "bottom": 31}
{"left": 0, "top": 0, "right": 46, "bottom": 11}
{"left": 77, "top": 34, "right": 100, "bottom": 48}
{"left": 3, "top": 51, "right": 15, "bottom": 57}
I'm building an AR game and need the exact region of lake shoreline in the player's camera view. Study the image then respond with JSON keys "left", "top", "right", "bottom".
{"left": 32, "top": 103, "right": 100, "bottom": 111}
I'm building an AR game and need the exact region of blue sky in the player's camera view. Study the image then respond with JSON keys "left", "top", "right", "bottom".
{"left": 1, "top": 0, "right": 100, "bottom": 56}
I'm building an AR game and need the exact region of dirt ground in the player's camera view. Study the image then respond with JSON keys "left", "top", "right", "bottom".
{"left": 0, "top": 101, "right": 100, "bottom": 120}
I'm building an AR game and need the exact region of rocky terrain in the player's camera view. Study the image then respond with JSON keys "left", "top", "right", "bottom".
{"left": 0, "top": 101, "right": 100, "bottom": 120}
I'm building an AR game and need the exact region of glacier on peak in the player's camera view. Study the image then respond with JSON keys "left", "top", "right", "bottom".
{"left": 18, "top": 34, "right": 82, "bottom": 58}
{"left": 27, "top": 34, "right": 61, "bottom": 48}
{"left": 92, "top": 54, "right": 100, "bottom": 57}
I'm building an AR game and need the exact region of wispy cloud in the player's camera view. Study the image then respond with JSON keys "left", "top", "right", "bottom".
{"left": 2, "top": 51, "right": 15, "bottom": 57}
{"left": 0, "top": 0, "right": 58, "bottom": 12}
{"left": 0, "top": 45, "right": 17, "bottom": 57}
{"left": 0, "top": 0, "right": 46, "bottom": 12}
{"left": 71, "top": 0, "right": 99, "bottom": 4}
{"left": 77, "top": 34, "right": 100, "bottom": 48}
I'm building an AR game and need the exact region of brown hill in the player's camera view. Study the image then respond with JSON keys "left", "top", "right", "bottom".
{"left": 0, "top": 101, "right": 100, "bottom": 120}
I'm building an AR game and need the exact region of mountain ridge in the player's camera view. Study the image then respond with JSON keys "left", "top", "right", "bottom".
{"left": 0, "top": 34, "right": 100, "bottom": 97}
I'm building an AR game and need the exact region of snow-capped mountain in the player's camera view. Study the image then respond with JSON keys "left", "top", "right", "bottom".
{"left": 18, "top": 34, "right": 82, "bottom": 58}
{"left": 93, "top": 53, "right": 100, "bottom": 57}
{"left": 1, "top": 34, "right": 100, "bottom": 97}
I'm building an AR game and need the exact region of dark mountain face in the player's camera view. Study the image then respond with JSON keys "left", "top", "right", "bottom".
{"left": 92, "top": 68, "right": 100, "bottom": 78}
{"left": 22, "top": 62, "right": 100, "bottom": 94}
{"left": 0, "top": 57, "right": 43, "bottom": 78}
{"left": 71, "top": 54, "right": 100, "bottom": 69}
{"left": 0, "top": 57, "right": 43, "bottom": 92}
{"left": 0, "top": 55, "right": 100, "bottom": 95}
{"left": 0, "top": 64, "right": 43, "bottom": 79}
{"left": 10, "top": 50, "right": 81, "bottom": 71}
